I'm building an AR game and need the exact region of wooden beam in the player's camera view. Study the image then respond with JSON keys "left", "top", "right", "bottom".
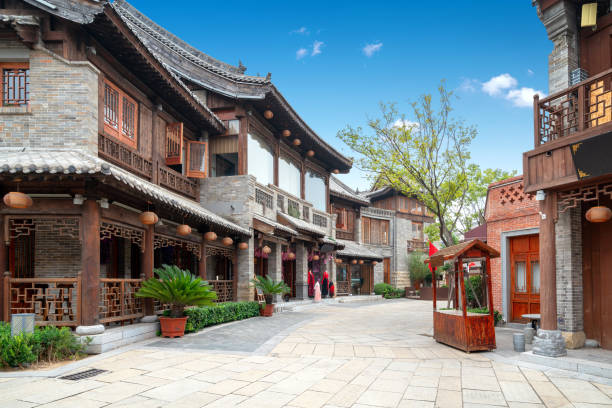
{"left": 141, "top": 224, "right": 154, "bottom": 315}
{"left": 81, "top": 199, "right": 101, "bottom": 326}
{"left": 539, "top": 193, "right": 557, "bottom": 331}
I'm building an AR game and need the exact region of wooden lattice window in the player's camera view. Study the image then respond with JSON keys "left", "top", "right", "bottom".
{"left": 165, "top": 122, "right": 183, "bottom": 165}
{"left": 1, "top": 63, "right": 29, "bottom": 107}
{"left": 335, "top": 208, "right": 347, "bottom": 230}
{"left": 186, "top": 140, "right": 208, "bottom": 178}
{"left": 104, "top": 80, "right": 138, "bottom": 149}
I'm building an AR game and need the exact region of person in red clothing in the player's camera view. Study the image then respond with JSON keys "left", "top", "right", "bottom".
{"left": 321, "top": 271, "right": 329, "bottom": 298}
{"left": 307, "top": 269, "right": 314, "bottom": 298}
{"left": 329, "top": 281, "right": 335, "bottom": 297}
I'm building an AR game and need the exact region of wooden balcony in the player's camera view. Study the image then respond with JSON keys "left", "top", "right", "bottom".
{"left": 158, "top": 166, "right": 198, "bottom": 200}
{"left": 99, "top": 133, "right": 153, "bottom": 180}
{"left": 525, "top": 68, "right": 612, "bottom": 192}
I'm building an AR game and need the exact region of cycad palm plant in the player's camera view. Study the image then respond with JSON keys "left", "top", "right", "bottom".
{"left": 251, "top": 275, "right": 290, "bottom": 304}
{"left": 136, "top": 265, "right": 217, "bottom": 317}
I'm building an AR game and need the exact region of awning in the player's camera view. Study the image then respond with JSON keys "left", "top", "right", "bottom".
{"left": 335, "top": 239, "right": 383, "bottom": 261}
{"left": 253, "top": 214, "right": 297, "bottom": 236}
{"left": 0, "top": 149, "right": 251, "bottom": 236}
{"left": 425, "top": 239, "right": 500, "bottom": 268}
{"left": 277, "top": 211, "right": 327, "bottom": 236}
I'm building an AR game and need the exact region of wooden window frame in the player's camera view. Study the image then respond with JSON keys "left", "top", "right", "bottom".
{"left": 186, "top": 140, "right": 208, "bottom": 178}
{"left": 103, "top": 80, "right": 138, "bottom": 149}
{"left": 1, "top": 62, "right": 29, "bottom": 107}
{"left": 335, "top": 207, "right": 348, "bottom": 230}
{"left": 165, "top": 122, "right": 184, "bottom": 165}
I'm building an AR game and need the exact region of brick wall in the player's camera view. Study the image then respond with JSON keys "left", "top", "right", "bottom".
{"left": 0, "top": 43, "right": 99, "bottom": 152}
{"left": 485, "top": 176, "right": 539, "bottom": 314}
{"left": 35, "top": 229, "right": 81, "bottom": 278}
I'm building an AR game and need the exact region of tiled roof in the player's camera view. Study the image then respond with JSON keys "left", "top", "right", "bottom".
{"left": 277, "top": 212, "right": 327, "bottom": 236}
{"left": 0, "top": 149, "right": 250, "bottom": 236}
{"left": 463, "top": 224, "right": 487, "bottom": 242}
{"left": 253, "top": 214, "right": 297, "bottom": 236}
{"left": 336, "top": 239, "right": 384, "bottom": 261}
{"left": 425, "top": 239, "right": 500, "bottom": 267}
{"left": 329, "top": 177, "right": 370, "bottom": 205}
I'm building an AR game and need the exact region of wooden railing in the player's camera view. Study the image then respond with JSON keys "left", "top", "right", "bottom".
{"left": 535, "top": 68, "right": 612, "bottom": 146}
{"left": 255, "top": 188, "right": 274, "bottom": 209}
{"left": 407, "top": 240, "right": 428, "bottom": 252}
{"left": 98, "top": 133, "right": 153, "bottom": 179}
{"left": 99, "top": 278, "right": 144, "bottom": 324}
{"left": 158, "top": 166, "right": 198, "bottom": 200}
{"left": 3, "top": 275, "right": 81, "bottom": 326}
{"left": 336, "top": 230, "right": 354, "bottom": 241}
{"left": 210, "top": 280, "right": 234, "bottom": 303}
{"left": 336, "top": 280, "right": 350, "bottom": 296}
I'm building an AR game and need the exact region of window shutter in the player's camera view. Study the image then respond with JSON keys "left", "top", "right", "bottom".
{"left": 186, "top": 140, "right": 207, "bottom": 178}
{"left": 165, "top": 122, "right": 183, "bottom": 165}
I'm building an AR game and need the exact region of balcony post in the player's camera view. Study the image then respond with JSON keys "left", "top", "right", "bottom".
{"left": 577, "top": 85, "right": 585, "bottom": 132}
{"left": 80, "top": 198, "right": 101, "bottom": 328}
{"left": 2, "top": 271, "right": 9, "bottom": 322}
{"left": 295, "top": 242, "right": 309, "bottom": 299}
{"left": 533, "top": 94, "right": 540, "bottom": 146}
{"left": 141, "top": 224, "right": 154, "bottom": 316}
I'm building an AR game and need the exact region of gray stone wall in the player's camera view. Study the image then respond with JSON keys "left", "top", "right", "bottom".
{"left": 268, "top": 241, "right": 282, "bottom": 302}
{"left": 0, "top": 45, "right": 99, "bottom": 152}
{"left": 295, "top": 242, "right": 308, "bottom": 299}
{"left": 236, "top": 236, "right": 254, "bottom": 301}
{"left": 34, "top": 229, "right": 81, "bottom": 278}
{"left": 199, "top": 175, "right": 254, "bottom": 229}
{"left": 394, "top": 216, "right": 412, "bottom": 288}
{"left": 555, "top": 203, "right": 584, "bottom": 347}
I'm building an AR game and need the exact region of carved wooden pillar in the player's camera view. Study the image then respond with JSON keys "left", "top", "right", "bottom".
{"left": 539, "top": 193, "right": 557, "bottom": 331}
{"left": 81, "top": 199, "right": 101, "bottom": 326}
{"left": 458, "top": 257, "right": 466, "bottom": 318}
{"left": 0, "top": 216, "right": 6, "bottom": 321}
{"left": 141, "top": 224, "right": 154, "bottom": 315}
{"left": 199, "top": 239, "right": 207, "bottom": 279}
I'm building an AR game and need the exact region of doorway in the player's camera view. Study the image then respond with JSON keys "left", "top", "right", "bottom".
{"left": 383, "top": 258, "right": 391, "bottom": 284}
{"left": 509, "top": 235, "right": 540, "bottom": 322}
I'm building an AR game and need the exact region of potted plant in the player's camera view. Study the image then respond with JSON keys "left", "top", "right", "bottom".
{"left": 251, "top": 275, "right": 290, "bottom": 317}
{"left": 136, "top": 265, "right": 217, "bottom": 337}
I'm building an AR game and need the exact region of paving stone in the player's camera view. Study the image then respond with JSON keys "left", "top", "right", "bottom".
{"left": 36, "top": 397, "right": 107, "bottom": 408}
{"left": 139, "top": 379, "right": 210, "bottom": 402}
{"left": 234, "top": 381, "right": 273, "bottom": 396}
{"left": 205, "top": 379, "right": 251, "bottom": 395}
{"left": 289, "top": 390, "right": 333, "bottom": 408}
{"left": 310, "top": 379, "right": 348, "bottom": 393}
{"left": 237, "top": 390, "right": 294, "bottom": 408}
{"left": 528, "top": 380, "right": 572, "bottom": 408}
{"left": 402, "top": 385, "right": 437, "bottom": 401}
{"left": 434, "top": 389, "right": 462, "bottom": 408}
{"left": 438, "top": 376, "right": 461, "bottom": 391}
{"left": 164, "top": 392, "right": 221, "bottom": 408}
{"left": 356, "top": 390, "right": 403, "bottom": 407}
{"left": 462, "top": 389, "right": 507, "bottom": 406}
{"left": 462, "top": 374, "right": 501, "bottom": 391}
{"left": 78, "top": 381, "right": 152, "bottom": 404}
{"left": 499, "top": 381, "right": 541, "bottom": 403}
{"left": 550, "top": 377, "right": 612, "bottom": 404}
{"left": 327, "top": 384, "right": 366, "bottom": 407}
{"left": 370, "top": 377, "right": 409, "bottom": 393}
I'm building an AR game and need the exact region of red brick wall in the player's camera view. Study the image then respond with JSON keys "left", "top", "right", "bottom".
{"left": 485, "top": 176, "right": 539, "bottom": 313}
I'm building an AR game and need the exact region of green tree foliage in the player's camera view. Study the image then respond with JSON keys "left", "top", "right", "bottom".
{"left": 136, "top": 264, "right": 217, "bottom": 317}
{"left": 338, "top": 82, "right": 514, "bottom": 245}
{"left": 251, "top": 275, "right": 290, "bottom": 304}
{"left": 409, "top": 251, "right": 443, "bottom": 285}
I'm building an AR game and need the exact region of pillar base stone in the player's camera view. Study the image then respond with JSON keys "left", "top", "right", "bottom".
{"left": 295, "top": 283, "right": 309, "bottom": 300}
{"left": 533, "top": 329, "right": 567, "bottom": 357}
{"left": 75, "top": 324, "right": 104, "bottom": 336}
{"left": 562, "top": 330, "right": 586, "bottom": 349}
{"left": 140, "top": 315, "right": 159, "bottom": 323}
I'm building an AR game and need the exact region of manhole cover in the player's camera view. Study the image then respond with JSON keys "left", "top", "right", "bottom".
{"left": 60, "top": 368, "right": 107, "bottom": 380}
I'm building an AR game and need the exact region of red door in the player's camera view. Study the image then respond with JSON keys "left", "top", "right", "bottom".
{"left": 383, "top": 258, "right": 391, "bottom": 284}
{"left": 510, "top": 235, "right": 540, "bottom": 322}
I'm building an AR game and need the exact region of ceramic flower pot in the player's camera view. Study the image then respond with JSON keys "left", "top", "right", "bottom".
{"left": 262, "top": 304, "right": 274, "bottom": 317}
{"left": 159, "top": 316, "right": 188, "bottom": 338}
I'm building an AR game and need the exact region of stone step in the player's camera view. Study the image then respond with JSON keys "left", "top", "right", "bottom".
{"left": 520, "top": 351, "right": 612, "bottom": 379}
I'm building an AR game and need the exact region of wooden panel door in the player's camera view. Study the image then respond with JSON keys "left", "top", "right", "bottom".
{"left": 383, "top": 258, "right": 391, "bottom": 284}
{"left": 510, "top": 235, "right": 540, "bottom": 322}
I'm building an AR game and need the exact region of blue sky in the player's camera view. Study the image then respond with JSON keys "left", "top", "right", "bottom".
{"left": 128, "top": 0, "right": 551, "bottom": 191}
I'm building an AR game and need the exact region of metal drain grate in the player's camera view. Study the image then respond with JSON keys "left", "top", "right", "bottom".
{"left": 59, "top": 368, "right": 107, "bottom": 380}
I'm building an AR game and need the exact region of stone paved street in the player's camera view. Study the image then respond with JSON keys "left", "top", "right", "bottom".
{"left": 2, "top": 299, "right": 612, "bottom": 407}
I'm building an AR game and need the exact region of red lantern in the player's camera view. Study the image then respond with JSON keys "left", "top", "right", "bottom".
{"left": 262, "top": 245, "right": 272, "bottom": 254}
{"left": 139, "top": 211, "right": 158, "bottom": 225}
{"left": 177, "top": 224, "right": 191, "bottom": 236}
{"left": 3, "top": 191, "right": 32, "bottom": 209}
{"left": 359, "top": 260, "right": 364, "bottom": 265}
{"left": 264, "top": 110, "right": 273, "bottom": 119}
{"left": 288, "top": 252, "right": 296, "bottom": 260}
{"left": 204, "top": 231, "right": 218, "bottom": 241}
{"left": 351, "top": 259, "right": 357, "bottom": 265}
{"left": 313, "top": 254, "right": 320, "bottom": 261}
{"left": 282, "top": 129, "right": 291, "bottom": 137}
{"left": 335, "top": 258, "right": 342, "bottom": 264}
{"left": 238, "top": 242, "right": 248, "bottom": 250}
{"left": 372, "top": 261, "right": 378, "bottom": 265}
{"left": 293, "top": 138, "right": 301, "bottom": 146}
{"left": 586, "top": 206, "right": 612, "bottom": 223}
{"left": 306, "top": 150, "right": 315, "bottom": 157}
{"left": 221, "top": 237, "right": 234, "bottom": 246}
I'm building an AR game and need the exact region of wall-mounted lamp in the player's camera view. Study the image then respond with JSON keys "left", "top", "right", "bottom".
{"left": 99, "top": 197, "right": 109, "bottom": 209}
{"left": 73, "top": 194, "right": 85, "bottom": 205}
{"left": 535, "top": 190, "right": 546, "bottom": 201}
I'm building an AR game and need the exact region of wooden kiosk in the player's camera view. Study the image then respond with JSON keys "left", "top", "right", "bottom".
{"left": 426, "top": 239, "right": 500, "bottom": 352}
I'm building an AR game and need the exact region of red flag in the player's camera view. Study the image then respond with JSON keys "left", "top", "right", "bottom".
{"left": 428, "top": 241, "right": 438, "bottom": 272}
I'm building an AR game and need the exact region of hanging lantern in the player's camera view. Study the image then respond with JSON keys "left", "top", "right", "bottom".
{"left": 282, "top": 129, "right": 291, "bottom": 137}
{"left": 262, "top": 245, "right": 272, "bottom": 254}
{"left": 359, "top": 260, "right": 364, "bottom": 264}
{"left": 177, "top": 224, "right": 192, "bottom": 236}
{"left": 139, "top": 211, "right": 158, "bottom": 225}
{"left": 288, "top": 252, "right": 296, "bottom": 260}
{"left": 351, "top": 259, "right": 357, "bottom": 265}
{"left": 238, "top": 242, "right": 249, "bottom": 250}
{"left": 586, "top": 206, "right": 612, "bottom": 223}
{"left": 264, "top": 110, "right": 274, "bottom": 119}
{"left": 204, "top": 231, "right": 218, "bottom": 241}
{"left": 3, "top": 191, "right": 32, "bottom": 209}
{"left": 293, "top": 138, "right": 301, "bottom": 146}
{"left": 306, "top": 150, "right": 315, "bottom": 157}
{"left": 335, "top": 258, "right": 343, "bottom": 264}
{"left": 313, "top": 254, "right": 320, "bottom": 261}
{"left": 372, "top": 261, "right": 378, "bottom": 265}
{"left": 332, "top": 169, "right": 340, "bottom": 174}
{"left": 221, "top": 237, "right": 234, "bottom": 246}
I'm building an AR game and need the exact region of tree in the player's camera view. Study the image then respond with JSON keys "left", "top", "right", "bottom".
{"left": 338, "top": 82, "right": 514, "bottom": 245}
{"left": 408, "top": 251, "right": 442, "bottom": 286}
{"left": 338, "top": 82, "right": 475, "bottom": 246}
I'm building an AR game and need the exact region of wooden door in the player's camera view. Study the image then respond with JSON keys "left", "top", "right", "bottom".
{"left": 510, "top": 235, "right": 540, "bottom": 322}
{"left": 583, "top": 200, "right": 612, "bottom": 349}
{"left": 383, "top": 258, "right": 391, "bottom": 284}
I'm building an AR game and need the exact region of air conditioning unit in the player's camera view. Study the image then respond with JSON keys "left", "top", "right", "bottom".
{"left": 571, "top": 68, "right": 588, "bottom": 85}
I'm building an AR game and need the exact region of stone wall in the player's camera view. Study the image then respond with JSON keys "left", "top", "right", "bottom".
{"left": 199, "top": 175, "right": 254, "bottom": 229}
{"left": 0, "top": 44, "right": 99, "bottom": 152}
{"left": 34, "top": 229, "right": 81, "bottom": 278}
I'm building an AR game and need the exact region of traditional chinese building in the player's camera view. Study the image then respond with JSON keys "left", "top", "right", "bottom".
{"left": 524, "top": 1, "right": 612, "bottom": 354}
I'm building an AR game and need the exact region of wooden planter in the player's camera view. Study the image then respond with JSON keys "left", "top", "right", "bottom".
{"left": 262, "top": 304, "right": 274, "bottom": 317}
{"left": 433, "top": 310, "right": 495, "bottom": 352}
{"left": 159, "top": 316, "right": 188, "bottom": 338}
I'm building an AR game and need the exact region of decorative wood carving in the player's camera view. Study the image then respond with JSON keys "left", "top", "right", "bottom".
{"left": 99, "top": 279, "right": 144, "bottom": 323}
{"left": 7, "top": 217, "right": 81, "bottom": 245}
{"left": 206, "top": 245, "right": 233, "bottom": 259}
{"left": 100, "top": 221, "right": 144, "bottom": 250}
{"left": 154, "top": 233, "right": 201, "bottom": 259}
{"left": 498, "top": 183, "right": 534, "bottom": 206}
{"left": 210, "top": 280, "right": 234, "bottom": 302}
{"left": 558, "top": 183, "right": 612, "bottom": 213}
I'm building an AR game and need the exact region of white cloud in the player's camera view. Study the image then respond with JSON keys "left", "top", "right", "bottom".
{"left": 291, "top": 27, "right": 309, "bottom": 35}
{"left": 505, "top": 87, "right": 546, "bottom": 107}
{"left": 527, "top": 69, "right": 534, "bottom": 76}
{"left": 393, "top": 119, "right": 419, "bottom": 130}
{"left": 363, "top": 42, "right": 383, "bottom": 57}
{"left": 482, "top": 73, "right": 517, "bottom": 96}
{"left": 312, "top": 40, "right": 324, "bottom": 56}
{"left": 296, "top": 48, "right": 308, "bottom": 60}
{"left": 458, "top": 78, "right": 479, "bottom": 93}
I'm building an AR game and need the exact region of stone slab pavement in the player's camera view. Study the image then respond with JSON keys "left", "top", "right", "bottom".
{"left": 2, "top": 299, "right": 612, "bottom": 407}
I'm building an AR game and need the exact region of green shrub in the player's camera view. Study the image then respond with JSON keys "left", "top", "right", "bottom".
{"left": 373, "top": 283, "right": 393, "bottom": 295}
{"left": 0, "top": 323, "right": 87, "bottom": 368}
{"left": 464, "top": 275, "right": 484, "bottom": 308}
{"left": 374, "top": 283, "right": 403, "bottom": 299}
{"left": 494, "top": 310, "right": 503, "bottom": 325}
{"left": 183, "top": 301, "right": 260, "bottom": 333}
{"left": 467, "top": 307, "right": 489, "bottom": 314}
